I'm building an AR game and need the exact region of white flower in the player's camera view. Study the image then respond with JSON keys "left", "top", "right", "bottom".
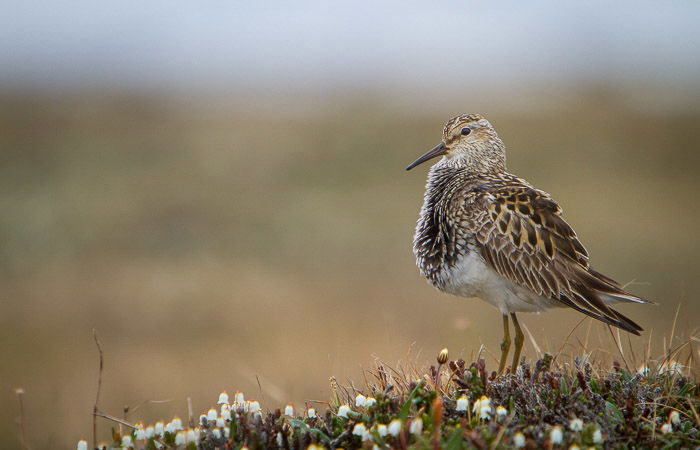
{"left": 365, "top": 397, "right": 377, "bottom": 407}
{"left": 337, "top": 405, "right": 351, "bottom": 418}
{"left": 388, "top": 419, "right": 402, "bottom": 437}
{"left": 218, "top": 391, "right": 230, "bottom": 405}
{"left": 355, "top": 394, "right": 367, "bottom": 407}
{"left": 456, "top": 395, "right": 469, "bottom": 412}
{"left": 175, "top": 431, "right": 186, "bottom": 445}
{"left": 220, "top": 404, "right": 231, "bottom": 415}
{"left": 248, "top": 401, "right": 261, "bottom": 413}
{"left": 224, "top": 427, "right": 231, "bottom": 438}
{"left": 284, "top": 404, "right": 295, "bottom": 417}
{"left": 669, "top": 410, "right": 680, "bottom": 425}
{"left": 409, "top": 418, "right": 423, "bottom": 435}
{"left": 216, "top": 417, "right": 225, "bottom": 428}
{"left": 221, "top": 409, "right": 232, "bottom": 421}
{"left": 569, "top": 418, "right": 583, "bottom": 431}
{"left": 154, "top": 421, "right": 164, "bottom": 437}
{"left": 513, "top": 432, "right": 525, "bottom": 448}
{"left": 307, "top": 408, "right": 317, "bottom": 419}
{"left": 480, "top": 406, "right": 491, "bottom": 419}
{"left": 199, "top": 414, "right": 208, "bottom": 425}
{"left": 352, "top": 423, "right": 367, "bottom": 436}
{"left": 164, "top": 423, "right": 174, "bottom": 434}
{"left": 377, "top": 424, "right": 388, "bottom": 437}
{"left": 186, "top": 428, "right": 197, "bottom": 444}
{"left": 496, "top": 406, "right": 507, "bottom": 419}
{"left": 207, "top": 408, "right": 217, "bottom": 421}
{"left": 172, "top": 417, "right": 183, "bottom": 431}
{"left": 134, "top": 425, "right": 146, "bottom": 440}
{"left": 473, "top": 396, "right": 492, "bottom": 419}
{"left": 276, "top": 432, "right": 284, "bottom": 446}
{"left": 121, "top": 435, "right": 133, "bottom": 448}
{"left": 592, "top": 428, "right": 603, "bottom": 443}
{"left": 77, "top": 440, "right": 88, "bottom": 450}
{"left": 145, "top": 426, "right": 154, "bottom": 439}
{"left": 212, "top": 429, "right": 221, "bottom": 439}
{"left": 235, "top": 391, "right": 245, "bottom": 404}
{"left": 660, "top": 423, "right": 672, "bottom": 434}
{"left": 550, "top": 426, "right": 563, "bottom": 444}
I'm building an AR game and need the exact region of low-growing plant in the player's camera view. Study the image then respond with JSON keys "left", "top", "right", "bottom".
{"left": 77, "top": 333, "right": 699, "bottom": 449}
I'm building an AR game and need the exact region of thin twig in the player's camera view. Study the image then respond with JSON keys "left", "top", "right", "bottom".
{"left": 489, "top": 411, "right": 516, "bottom": 450}
{"left": 607, "top": 325, "right": 630, "bottom": 371}
{"left": 255, "top": 374, "right": 265, "bottom": 403}
{"left": 521, "top": 322, "right": 542, "bottom": 357}
{"left": 93, "top": 329, "right": 104, "bottom": 450}
{"left": 15, "top": 388, "right": 28, "bottom": 450}
{"left": 670, "top": 303, "right": 681, "bottom": 352}
{"left": 94, "top": 411, "right": 137, "bottom": 429}
{"left": 187, "top": 397, "right": 194, "bottom": 428}
{"left": 553, "top": 316, "right": 588, "bottom": 363}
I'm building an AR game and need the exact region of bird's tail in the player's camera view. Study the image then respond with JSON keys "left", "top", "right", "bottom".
{"left": 559, "top": 267, "right": 652, "bottom": 336}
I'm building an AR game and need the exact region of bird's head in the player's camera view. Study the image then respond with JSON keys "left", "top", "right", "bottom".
{"left": 406, "top": 113, "right": 505, "bottom": 171}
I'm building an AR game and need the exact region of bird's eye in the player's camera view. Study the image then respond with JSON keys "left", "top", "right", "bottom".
{"left": 461, "top": 127, "right": 471, "bottom": 135}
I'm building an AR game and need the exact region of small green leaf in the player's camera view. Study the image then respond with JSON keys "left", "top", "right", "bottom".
{"left": 589, "top": 379, "right": 599, "bottom": 393}
{"left": 288, "top": 419, "right": 309, "bottom": 430}
{"left": 605, "top": 401, "right": 623, "bottom": 422}
{"left": 400, "top": 379, "right": 424, "bottom": 422}
{"left": 560, "top": 377, "right": 568, "bottom": 395}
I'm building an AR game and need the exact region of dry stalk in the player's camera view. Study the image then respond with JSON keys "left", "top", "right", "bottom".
{"left": 93, "top": 329, "right": 104, "bottom": 450}
{"left": 15, "top": 388, "right": 28, "bottom": 450}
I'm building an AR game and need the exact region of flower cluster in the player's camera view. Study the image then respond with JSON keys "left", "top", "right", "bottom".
{"left": 79, "top": 390, "right": 266, "bottom": 449}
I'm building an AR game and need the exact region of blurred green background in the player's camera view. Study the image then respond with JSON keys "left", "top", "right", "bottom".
{"left": 2, "top": 2, "right": 700, "bottom": 448}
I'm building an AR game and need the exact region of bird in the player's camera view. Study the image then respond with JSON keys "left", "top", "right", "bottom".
{"left": 406, "top": 113, "right": 651, "bottom": 374}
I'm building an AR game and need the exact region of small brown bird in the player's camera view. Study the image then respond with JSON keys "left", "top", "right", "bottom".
{"left": 407, "top": 114, "right": 650, "bottom": 373}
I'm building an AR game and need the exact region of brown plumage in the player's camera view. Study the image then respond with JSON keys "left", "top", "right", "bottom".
{"left": 407, "top": 113, "right": 650, "bottom": 372}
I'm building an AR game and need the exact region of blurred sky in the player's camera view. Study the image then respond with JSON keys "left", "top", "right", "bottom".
{"left": 2, "top": 1, "right": 700, "bottom": 94}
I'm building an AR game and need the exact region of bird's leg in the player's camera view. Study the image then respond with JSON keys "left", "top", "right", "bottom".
{"left": 510, "top": 313, "right": 524, "bottom": 373}
{"left": 498, "top": 314, "right": 511, "bottom": 374}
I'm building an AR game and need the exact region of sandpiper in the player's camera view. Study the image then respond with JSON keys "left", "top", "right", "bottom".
{"left": 407, "top": 114, "right": 650, "bottom": 373}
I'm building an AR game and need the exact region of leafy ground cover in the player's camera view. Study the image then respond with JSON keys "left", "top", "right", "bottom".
{"left": 82, "top": 343, "right": 698, "bottom": 450}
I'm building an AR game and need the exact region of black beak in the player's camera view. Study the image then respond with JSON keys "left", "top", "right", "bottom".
{"left": 405, "top": 142, "right": 447, "bottom": 171}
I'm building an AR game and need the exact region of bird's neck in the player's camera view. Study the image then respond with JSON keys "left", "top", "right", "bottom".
{"left": 435, "top": 138, "right": 507, "bottom": 174}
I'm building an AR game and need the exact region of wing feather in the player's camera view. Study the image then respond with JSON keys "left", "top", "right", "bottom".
{"left": 472, "top": 183, "right": 649, "bottom": 335}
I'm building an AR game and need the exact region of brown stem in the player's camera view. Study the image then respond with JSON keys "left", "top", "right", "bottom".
{"left": 93, "top": 330, "right": 104, "bottom": 450}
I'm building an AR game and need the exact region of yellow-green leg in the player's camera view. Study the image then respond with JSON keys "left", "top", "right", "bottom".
{"left": 510, "top": 313, "right": 524, "bottom": 372}
{"left": 498, "top": 314, "right": 511, "bottom": 374}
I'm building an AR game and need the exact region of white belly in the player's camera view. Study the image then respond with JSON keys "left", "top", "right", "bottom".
{"left": 438, "top": 252, "right": 559, "bottom": 314}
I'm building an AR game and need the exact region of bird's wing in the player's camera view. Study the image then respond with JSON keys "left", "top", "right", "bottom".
{"left": 466, "top": 184, "right": 647, "bottom": 334}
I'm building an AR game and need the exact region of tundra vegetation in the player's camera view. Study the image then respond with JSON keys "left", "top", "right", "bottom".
{"left": 81, "top": 337, "right": 698, "bottom": 449}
